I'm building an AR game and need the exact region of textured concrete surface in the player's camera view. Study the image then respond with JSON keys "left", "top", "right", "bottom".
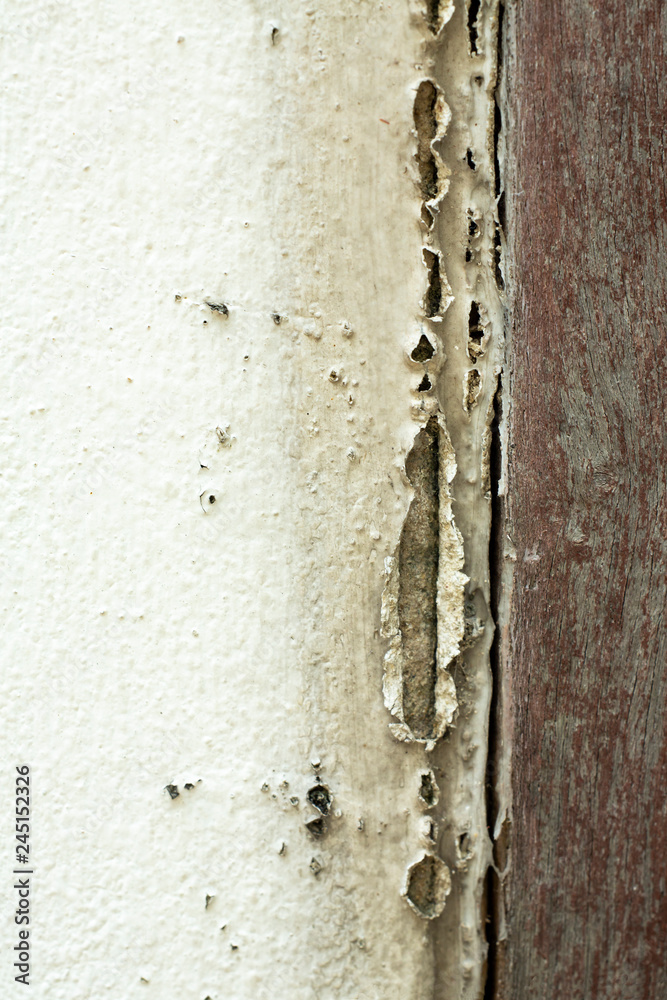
{"left": 0, "top": 1, "right": 503, "bottom": 997}
{"left": 0, "top": 2, "right": 445, "bottom": 997}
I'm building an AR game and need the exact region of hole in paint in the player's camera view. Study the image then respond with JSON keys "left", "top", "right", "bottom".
{"left": 411, "top": 334, "right": 435, "bottom": 362}
{"left": 468, "top": 302, "right": 484, "bottom": 343}
{"left": 468, "top": 0, "right": 481, "bottom": 54}
{"left": 425, "top": 0, "right": 442, "bottom": 35}
{"left": 464, "top": 368, "right": 482, "bottom": 412}
{"left": 406, "top": 854, "right": 451, "bottom": 919}
{"left": 419, "top": 770, "right": 439, "bottom": 807}
{"left": 413, "top": 81, "right": 440, "bottom": 203}
{"left": 422, "top": 249, "right": 442, "bottom": 317}
{"left": 307, "top": 784, "right": 332, "bottom": 815}
{"left": 206, "top": 301, "right": 229, "bottom": 316}
{"left": 305, "top": 816, "right": 327, "bottom": 838}
{"left": 497, "top": 191, "right": 506, "bottom": 230}
{"left": 399, "top": 418, "right": 440, "bottom": 739}
{"left": 468, "top": 302, "right": 485, "bottom": 361}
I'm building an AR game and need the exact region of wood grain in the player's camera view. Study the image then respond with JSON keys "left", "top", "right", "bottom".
{"left": 501, "top": 0, "right": 667, "bottom": 995}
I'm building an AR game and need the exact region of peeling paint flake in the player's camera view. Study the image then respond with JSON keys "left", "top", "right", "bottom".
{"left": 404, "top": 852, "right": 452, "bottom": 919}
{"left": 382, "top": 414, "right": 467, "bottom": 751}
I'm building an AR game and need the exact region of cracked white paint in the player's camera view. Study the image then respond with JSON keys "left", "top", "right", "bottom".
{"left": 381, "top": 415, "right": 467, "bottom": 751}
{"left": 0, "top": 2, "right": 468, "bottom": 998}
{"left": 378, "top": 0, "right": 504, "bottom": 991}
{"left": 425, "top": 1, "right": 505, "bottom": 997}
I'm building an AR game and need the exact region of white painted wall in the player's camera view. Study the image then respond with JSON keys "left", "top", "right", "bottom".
{"left": 1, "top": 2, "right": 460, "bottom": 997}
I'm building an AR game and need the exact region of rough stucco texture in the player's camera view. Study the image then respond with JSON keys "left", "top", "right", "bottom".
{"left": 0, "top": 1, "right": 452, "bottom": 997}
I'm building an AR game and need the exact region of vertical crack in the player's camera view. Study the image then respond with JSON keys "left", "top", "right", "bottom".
{"left": 467, "top": 0, "right": 481, "bottom": 53}
{"left": 484, "top": 5, "right": 508, "bottom": 998}
{"left": 426, "top": 0, "right": 507, "bottom": 993}
{"left": 485, "top": 375, "right": 505, "bottom": 1000}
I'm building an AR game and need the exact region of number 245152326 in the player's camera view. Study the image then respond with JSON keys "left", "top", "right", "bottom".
{"left": 15, "top": 766, "right": 30, "bottom": 864}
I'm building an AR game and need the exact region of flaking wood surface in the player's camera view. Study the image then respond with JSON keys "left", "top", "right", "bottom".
{"left": 502, "top": 1, "right": 667, "bottom": 996}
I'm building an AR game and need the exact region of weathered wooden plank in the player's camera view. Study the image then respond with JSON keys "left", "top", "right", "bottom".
{"left": 501, "top": 0, "right": 667, "bottom": 995}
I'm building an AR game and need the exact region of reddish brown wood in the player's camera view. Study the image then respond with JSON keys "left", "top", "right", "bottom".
{"left": 501, "top": 0, "right": 667, "bottom": 996}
